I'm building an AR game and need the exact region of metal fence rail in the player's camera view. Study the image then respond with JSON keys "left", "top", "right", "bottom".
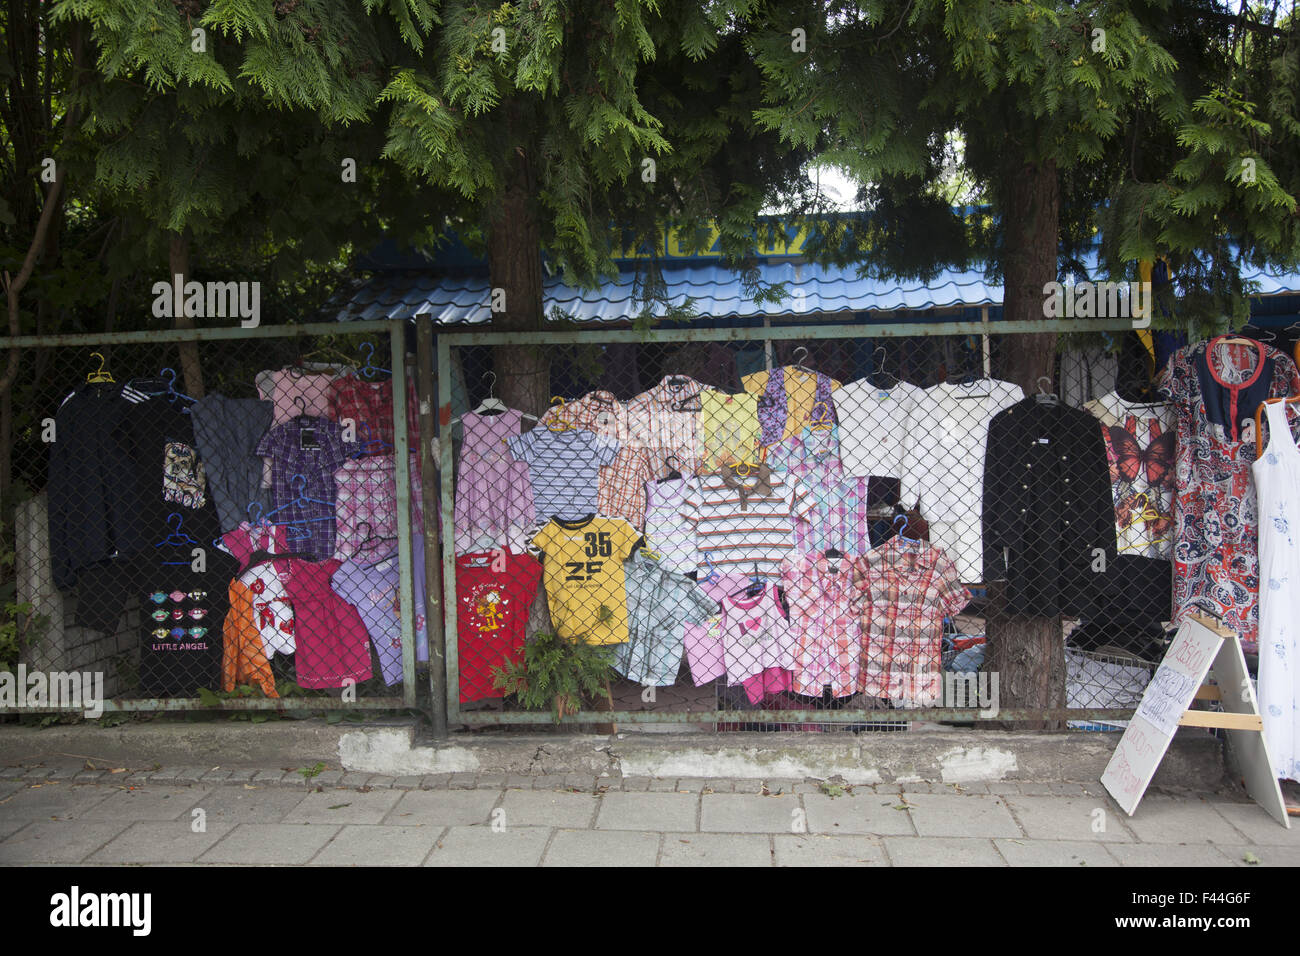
{"left": 0, "top": 320, "right": 424, "bottom": 714}
{"left": 437, "top": 318, "right": 1163, "bottom": 730}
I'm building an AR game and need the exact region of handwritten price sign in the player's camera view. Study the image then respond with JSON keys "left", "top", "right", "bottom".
{"left": 1102, "top": 617, "right": 1224, "bottom": 815}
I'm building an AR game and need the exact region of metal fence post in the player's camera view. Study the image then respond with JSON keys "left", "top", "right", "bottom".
{"left": 389, "top": 322, "right": 418, "bottom": 708}
{"left": 418, "top": 320, "right": 448, "bottom": 737}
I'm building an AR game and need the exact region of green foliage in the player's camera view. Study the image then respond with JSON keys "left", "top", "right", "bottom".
{"left": 490, "top": 631, "right": 615, "bottom": 722}
{"left": 0, "top": 550, "right": 49, "bottom": 672}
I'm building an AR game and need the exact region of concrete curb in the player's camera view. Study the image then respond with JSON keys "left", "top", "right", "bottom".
{"left": 0, "top": 719, "right": 1228, "bottom": 790}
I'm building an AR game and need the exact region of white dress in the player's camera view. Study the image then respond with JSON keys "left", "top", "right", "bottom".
{"left": 1254, "top": 399, "right": 1300, "bottom": 781}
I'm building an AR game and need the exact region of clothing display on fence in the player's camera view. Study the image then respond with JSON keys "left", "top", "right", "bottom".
{"left": 456, "top": 549, "right": 544, "bottom": 703}
{"left": 900, "top": 378, "right": 1024, "bottom": 581}
{"left": 642, "top": 476, "right": 697, "bottom": 573}
{"left": 835, "top": 378, "right": 923, "bottom": 480}
{"left": 1083, "top": 391, "right": 1176, "bottom": 558}
{"left": 453, "top": 409, "right": 537, "bottom": 550}
{"left": 1253, "top": 399, "right": 1300, "bottom": 781}
{"left": 742, "top": 365, "right": 841, "bottom": 445}
{"left": 679, "top": 467, "right": 812, "bottom": 576}
{"left": 613, "top": 551, "right": 717, "bottom": 686}
{"left": 190, "top": 394, "right": 275, "bottom": 533}
{"left": 44, "top": 354, "right": 432, "bottom": 701}
{"left": 626, "top": 375, "right": 707, "bottom": 477}
{"left": 783, "top": 554, "right": 860, "bottom": 697}
{"left": 539, "top": 392, "right": 649, "bottom": 526}
{"left": 852, "top": 537, "right": 970, "bottom": 707}
{"left": 982, "top": 396, "right": 1116, "bottom": 617}
{"left": 531, "top": 515, "right": 640, "bottom": 645}
{"left": 507, "top": 426, "right": 619, "bottom": 521}
{"left": 1159, "top": 338, "right": 1300, "bottom": 644}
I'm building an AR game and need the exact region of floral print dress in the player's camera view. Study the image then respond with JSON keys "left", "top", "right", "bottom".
{"left": 1158, "top": 338, "right": 1300, "bottom": 647}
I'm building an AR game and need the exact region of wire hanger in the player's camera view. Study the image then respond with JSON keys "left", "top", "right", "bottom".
{"left": 86, "top": 351, "right": 115, "bottom": 384}
{"left": 474, "top": 372, "right": 507, "bottom": 415}
{"left": 790, "top": 346, "right": 817, "bottom": 376}
{"left": 1034, "top": 376, "right": 1060, "bottom": 405}
{"left": 869, "top": 345, "right": 898, "bottom": 390}
{"left": 356, "top": 342, "right": 391, "bottom": 380}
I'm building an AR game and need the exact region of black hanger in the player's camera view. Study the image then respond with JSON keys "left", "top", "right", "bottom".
{"left": 658, "top": 455, "right": 684, "bottom": 483}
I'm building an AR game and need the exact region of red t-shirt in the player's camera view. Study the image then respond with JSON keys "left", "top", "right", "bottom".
{"left": 456, "top": 550, "right": 543, "bottom": 702}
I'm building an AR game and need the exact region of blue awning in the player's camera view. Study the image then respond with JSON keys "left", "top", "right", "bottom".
{"left": 336, "top": 254, "right": 1300, "bottom": 325}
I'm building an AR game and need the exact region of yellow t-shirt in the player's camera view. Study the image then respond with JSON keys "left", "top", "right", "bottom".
{"left": 700, "top": 390, "right": 760, "bottom": 471}
{"left": 533, "top": 516, "right": 640, "bottom": 645}
{"left": 742, "top": 366, "right": 842, "bottom": 444}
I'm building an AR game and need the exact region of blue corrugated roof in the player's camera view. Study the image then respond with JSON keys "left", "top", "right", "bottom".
{"left": 335, "top": 254, "right": 1300, "bottom": 325}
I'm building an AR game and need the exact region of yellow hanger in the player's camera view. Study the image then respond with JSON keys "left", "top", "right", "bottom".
{"left": 545, "top": 396, "right": 573, "bottom": 433}
{"left": 86, "top": 351, "right": 114, "bottom": 384}
{"left": 808, "top": 400, "right": 834, "bottom": 430}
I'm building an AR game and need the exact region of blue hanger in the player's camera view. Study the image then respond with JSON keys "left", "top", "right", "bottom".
{"left": 351, "top": 421, "right": 393, "bottom": 458}
{"left": 159, "top": 367, "right": 197, "bottom": 413}
{"left": 156, "top": 514, "right": 199, "bottom": 565}
{"left": 357, "top": 342, "right": 391, "bottom": 380}
{"left": 264, "top": 474, "right": 335, "bottom": 522}
{"left": 893, "top": 513, "right": 920, "bottom": 546}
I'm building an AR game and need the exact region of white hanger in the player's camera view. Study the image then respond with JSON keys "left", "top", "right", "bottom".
{"left": 449, "top": 372, "right": 538, "bottom": 429}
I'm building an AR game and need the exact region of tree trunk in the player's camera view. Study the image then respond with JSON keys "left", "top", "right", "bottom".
{"left": 985, "top": 580, "right": 1066, "bottom": 730}
{"left": 486, "top": 119, "right": 549, "bottom": 417}
{"left": 168, "top": 232, "right": 205, "bottom": 399}
{"left": 997, "top": 157, "right": 1060, "bottom": 395}
{"left": 988, "top": 157, "right": 1066, "bottom": 728}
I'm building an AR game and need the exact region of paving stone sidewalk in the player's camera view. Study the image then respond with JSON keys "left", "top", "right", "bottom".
{"left": 1, "top": 764, "right": 1295, "bottom": 866}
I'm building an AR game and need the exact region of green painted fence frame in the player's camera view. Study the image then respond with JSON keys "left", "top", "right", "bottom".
{"left": 436, "top": 315, "right": 1145, "bottom": 729}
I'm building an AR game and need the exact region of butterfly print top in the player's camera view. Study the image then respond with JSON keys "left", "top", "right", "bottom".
{"left": 1085, "top": 392, "right": 1176, "bottom": 559}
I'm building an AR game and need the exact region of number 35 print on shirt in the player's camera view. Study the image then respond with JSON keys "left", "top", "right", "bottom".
{"left": 532, "top": 516, "right": 640, "bottom": 645}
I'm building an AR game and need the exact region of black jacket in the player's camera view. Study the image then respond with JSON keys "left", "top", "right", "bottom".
{"left": 982, "top": 397, "right": 1116, "bottom": 616}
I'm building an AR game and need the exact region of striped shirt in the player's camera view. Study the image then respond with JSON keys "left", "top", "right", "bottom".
{"left": 678, "top": 471, "right": 812, "bottom": 575}
{"left": 507, "top": 428, "right": 618, "bottom": 520}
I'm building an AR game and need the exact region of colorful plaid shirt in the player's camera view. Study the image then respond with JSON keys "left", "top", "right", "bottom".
{"left": 254, "top": 417, "right": 354, "bottom": 560}
{"left": 333, "top": 453, "right": 425, "bottom": 562}
{"left": 328, "top": 376, "right": 420, "bottom": 452}
{"left": 782, "top": 554, "right": 860, "bottom": 697}
{"left": 768, "top": 426, "right": 844, "bottom": 553}
{"left": 626, "top": 375, "right": 706, "bottom": 478}
{"left": 851, "top": 538, "right": 970, "bottom": 706}
{"left": 540, "top": 391, "right": 651, "bottom": 526}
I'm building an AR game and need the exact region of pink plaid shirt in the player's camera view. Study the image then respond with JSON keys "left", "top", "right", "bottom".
{"left": 333, "top": 453, "right": 424, "bottom": 562}
{"left": 781, "top": 554, "right": 860, "bottom": 697}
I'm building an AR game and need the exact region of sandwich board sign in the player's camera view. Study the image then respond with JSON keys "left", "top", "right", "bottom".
{"left": 1101, "top": 613, "right": 1289, "bottom": 827}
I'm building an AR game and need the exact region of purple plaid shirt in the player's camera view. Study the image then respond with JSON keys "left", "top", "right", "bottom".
{"left": 255, "top": 417, "right": 353, "bottom": 559}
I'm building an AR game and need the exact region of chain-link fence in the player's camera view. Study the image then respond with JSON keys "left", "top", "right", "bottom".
{"left": 438, "top": 322, "right": 1171, "bottom": 730}
{"left": 0, "top": 320, "right": 426, "bottom": 714}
